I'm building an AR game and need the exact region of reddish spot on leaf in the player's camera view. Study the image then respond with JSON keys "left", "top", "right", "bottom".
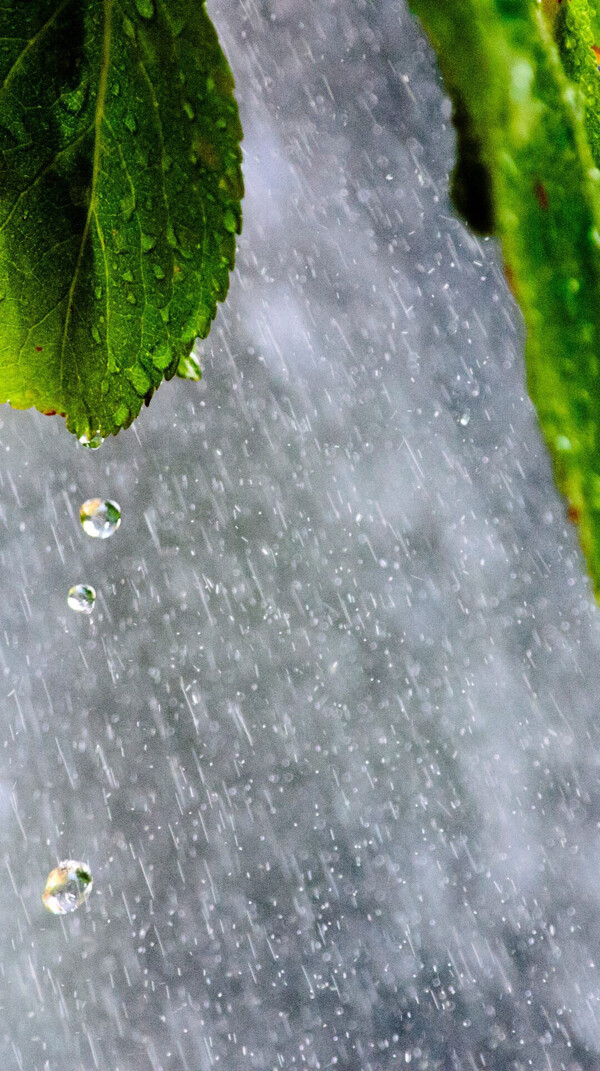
{"left": 35, "top": 345, "right": 43, "bottom": 351}
{"left": 534, "top": 180, "right": 549, "bottom": 210}
{"left": 504, "top": 261, "right": 518, "bottom": 298}
{"left": 568, "top": 503, "right": 581, "bottom": 523}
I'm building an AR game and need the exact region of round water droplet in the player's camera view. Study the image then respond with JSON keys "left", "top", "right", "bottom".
{"left": 67, "top": 584, "right": 96, "bottom": 614}
{"left": 42, "top": 860, "right": 93, "bottom": 915}
{"left": 78, "top": 431, "right": 103, "bottom": 449}
{"left": 459, "top": 410, "right": 471, "bottom": 427}
{"left": 80, "top": 498, "right": 121, "bottom": 539}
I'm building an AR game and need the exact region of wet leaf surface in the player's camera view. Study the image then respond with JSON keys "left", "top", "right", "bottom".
{"left": 0, "top": 0, "right": 242, "bottom": 440}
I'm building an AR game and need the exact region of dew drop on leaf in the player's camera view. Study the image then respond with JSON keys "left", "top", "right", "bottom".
{"left": 42, "top": 860, "right": 93, "bottom": 914}
{"left": 80, "top": 498, "right": 121, "bottom": 539}
{"left": 67, "top": 584, "right": 96, "bottom": 614}
{"left": 135, "top": 0, "right": 154, "bottom": 17}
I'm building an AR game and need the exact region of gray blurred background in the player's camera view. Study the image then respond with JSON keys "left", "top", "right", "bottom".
{"left": 2, "top": 1, "right": 600, "bottom": 1068}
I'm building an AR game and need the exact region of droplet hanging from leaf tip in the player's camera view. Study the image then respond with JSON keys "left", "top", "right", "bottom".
{"left": 78, "top": 431, "right": 103, "bottom": 449}
{"left": 176, "top": 350, "right": 202, "bottom": 381}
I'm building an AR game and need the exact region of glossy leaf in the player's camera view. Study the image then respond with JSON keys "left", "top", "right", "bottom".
{"left": 408, "top": 0, "right": 600, "bottom": 598}
{"left": 0, "top": 0, "right": 243, "bottom": 440}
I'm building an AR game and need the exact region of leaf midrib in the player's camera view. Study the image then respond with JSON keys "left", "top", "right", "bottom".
{"left": 59, "top": 0, "right": 113, "bottom": 399}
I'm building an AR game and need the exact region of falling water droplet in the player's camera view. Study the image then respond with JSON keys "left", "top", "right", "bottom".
{"left": 42, "top": 860, "right": 93, "bottom": 915}
{"left": 78, "top": 431, "right": 103, "bottom": 449}
{"left": 67, "top": 584, "right": 96, "bottom": 614}
{"left": 459, "top": 410, "right": 471, "bottom": 427}
{"left": 80, "top": 498, "right": 121, "bottom": 539}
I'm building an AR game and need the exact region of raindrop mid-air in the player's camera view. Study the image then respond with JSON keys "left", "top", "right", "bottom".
{"left": 80, "top": 498, "right": 121, "bottom": 539}
{"left": 42, "top": 860, "right": 93, "bottom": 915}
{"left": 67, "top": 584, "right": 96, "bottom": 614}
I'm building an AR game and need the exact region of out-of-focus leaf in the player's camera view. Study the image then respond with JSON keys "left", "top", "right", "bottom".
{"left": 408, "top": 0, "right": 600, "bottom": 598}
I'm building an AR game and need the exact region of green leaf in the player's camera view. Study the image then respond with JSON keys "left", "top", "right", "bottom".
{"left": 0, "top": 0, "right": 243, "bottom": 441}
{"left": 407, "top": 0, "right": 600, "bottom": 598}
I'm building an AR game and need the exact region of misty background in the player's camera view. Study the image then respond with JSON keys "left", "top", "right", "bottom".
{"left": 1, "top": 2, "right": 599, "bottom": 1068}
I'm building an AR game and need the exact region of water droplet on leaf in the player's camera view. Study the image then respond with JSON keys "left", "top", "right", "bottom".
{"left": 114, "top": 404, "right": 129, "bottom": 426}
{"left": 176, "top": 350, "right": 202, "bottom": 381}
{"left": 42, "top": 860, "right": 93, "bottom": 914}
{"left": 80, "top": 498, "right": 121, "bottom": 539}
{"left": 126, "top": 366, "right": 151, "bottom": 395}
{"left": 67, "top": 584, "right": 96, "bottom": 614}
{"left": 223, "top": 208, "right": 237, "bottom": 233}
{"left": 120, "top": 193, "right": 136, "bottom": 222}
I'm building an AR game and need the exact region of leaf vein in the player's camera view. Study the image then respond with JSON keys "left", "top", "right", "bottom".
{"left": 59, "top": 0, "right": 113, "bottom": 396}
{"left": 0, "top": 0, "right": 74, "bottom": 98}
